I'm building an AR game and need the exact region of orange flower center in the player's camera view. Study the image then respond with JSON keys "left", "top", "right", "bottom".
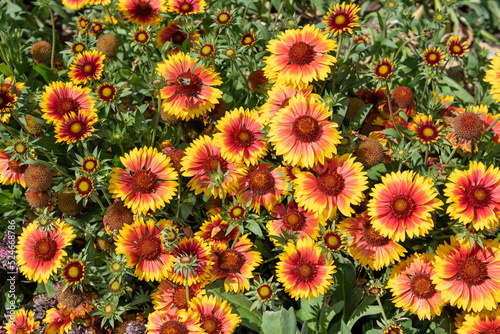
{"left": 292, "top": 115, "right": 321, "bottom": 142}
{"left": 136, "top": 32, "right": 148, "bottom": 42}
{"left": 8, "top": 158, "right": 28, "bottom": 174}
{"left": 229, "top": 206, "right": 245, "bottom": 220}
{"left": 218, "top": 249, "right": 245, "bottom": 273}
{"left": 389, "top": 194, "right": 416, "bottom": 219}
{"left": 131, "top": 169, "right": 158, "bottom": 193}
{"left": 466, "top": 185, "right": 491, "bottom": 208}
{"left": 453, "top": 112, "right": 483, "bottom": 140}
{"left": 458, "top": 257, "right": 487, "bottom": 286}
{"left": 176, "top": 72, "right": 202, "bottom": 97}
{"left": 172, "top": 286, "right": 189, "bottom": 309}
{"left": 200, "top": 315, "right": 222, "bottom": 334}
{"left": 34, "top": 237, "right": 57, "bottom": 261}
{"left": 159, "top": 320, "right": 187, "bottom": 334}
{"left": 249, "top": 169, "right": 275, "bottom": 195}
{"left": 82, "top": 63, "right": 95, "bottom": 74}
{"left": 56, "top": 97, "right": 79, "bottom": 116}
{"left": 257, "top": 284, "right": 273, "bottom": 300}
{"left": 292, "top": 259, "right": 317, "bottom": 282}
{"left": 83, "top": 159, "right": 97, "bottom": 172}
{"left": 64, "top": 262, "right": 84, "bottom": 283}
{"left": 203, "top": 154, "right": 228, "bottom": 174}
{"left": 334, "top": 13, "right": 347, "bottom": 25}
{"left": 409, "top": 273, "right": 436, "bottom": 299}
{"left": 69, "top": 121, "right": 83, "bottom": 135}
{"left": 428, "top": 53, "right": 438, "bottom": 62}
{"left": 288, "top": 41, "right": 315, "bottom": 66}
{"left": 420, "top": 126, "right": 437, "bottom": 140}
{"left": 179, "top": 2, "right": 193, "bottom": 13}
{"left": 282, "top": 210, "right": 306, "bottom": 231}
{"left": 317, "top": 170, "right": 345, "bottom": 197}
{"left": 137, "top": 235, "right": 161, "bottom": 260}
{"left": 452, "top": 45, "right": 462, "bottom": 54}
{"left": 233, "top": 128, "right": 255, "bottom": 147}
{"left": 362, "top": 221, "right": 389, "bottom": 246}
{"left": 135, "top": 2, "right": 153, "bottom": 17}
{"left": 324, "top": 231, "right": 341, "bottom": 250}
{"left": 217, "top": 13, "right": 230, "bottom": 24}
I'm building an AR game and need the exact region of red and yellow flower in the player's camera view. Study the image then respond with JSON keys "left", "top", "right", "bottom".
{"left": 485, "top": 53, "right": 500, "bottom": 103}
{"left": 16, "top": 220, "right": 75, "bottom": 283}
{"left": 322, "top": 2, "right": 361, "bottom": 36}
{"left": 54, "top": 110, "right": 98, "bottom": 144}
{"left": 189, "top": 295, "right": 241, "bottom": 334}
{"left": 263, "top": 24, "right": 337, "bottom": 87}
{"left": 118, "top": 0, "right": 167, "bottom": 27}
{"left": 43, "top": 308, "right": 74, "bottom": 334}
{"left": 447, "top": 36, "right": 469, "bottom": 58}
{"left": 62, "top": 0, "right": 86, "bottom": 10}
{"left": 152, "top": 280, "right": 205, "bottom": 312}
{"left": 276, "top": 238, "right": 335, "bottom": 300}
{"left": 115, "top": 217, "right": 175, "bottom": 282}
{"left": 456, "top": 309, "right": 500, "bottom": 334}
{"left": 108, "top": 146, "right": 178, "bottom": 215}
{"left": 147, "top": 309, "right": 203, "bottom": 334}
{"left": 170, "top": 237, "right": 213, "bottom": 286}
{"left": 0, "top": 150, "right": 27, "bottom": 187}
{"left": 423, "top": 47, "right": 445, "bottom": 67}
{"left": 155, "top": 21, "right": 199, "bottom": 53}
{"left": 410, "top": 113, "right": 443, "bottom": 144}
{"left": 60, "top": 258, "right": 86, "bottom": 285}
{"left": 167, "top": 0, "right": 206, "bottom": 15}
{"left": 96, "top": 83, "right": 117, "bottom": 102}
{"left": 195, "top": 214, "right": 239, "bottom": 250}
{"left": 0, "top": 77, "right": 24, "bottom": 123}
{"left": 68, "top": 50, "right": 105, "bottom": 85}
{"left": 367, "top": 170, "right": 443, "bottom": 242}
{"left": 3, "top": 309, "right": 39, "bottom": 334}
{"left": 133, "top": 27, "right": 150, "bottom": 44}
{"left": 373, "top": 58, "right": 394, "bottom": 79}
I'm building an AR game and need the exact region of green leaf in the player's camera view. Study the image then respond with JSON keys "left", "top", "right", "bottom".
{"left": 33, "top": 64, "right": 56, "bottom": 84}
{"left": 347, "top": 302, "right": 378, "bottom": 329}
{"left": 261, "top": 308, "right": 298, "bottom": 334}
{"left": 440, "top": 76, "right": 474, "bottom": 104}
{"left": 381, "top": 39, "right": 397, "bottom": 49}
{"left": 296, "top": 295, "right": 322, "bottom": 331}
{"left": 340, "top": 321, "right": 351, "bottom": 334}
{"left": 0, "top": 63, "right": 12, "bottom": 76}
{"left": 85, "top": 238, "right": 96, "bottom": 266}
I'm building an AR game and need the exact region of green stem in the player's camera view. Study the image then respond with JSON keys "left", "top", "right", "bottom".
{"left": 102, "top": 188, "right": 112, "bottom": 206}
{"left": 0, "top": 121, "right": 17, "bottom": 137}
{"left": 440, "top": 57, "right": 451, "bottom": 74}
{"left": 185, "top": 279, "right": 190, "bottom": 309}
{"left": 150, "top": 87, "right": 161, "bottom": 147}
{"left": 92, "top": 193, "right": 106, "bottom": 211}
{"left": 385, "top": 82, "right": 403, "bottom": 141}
{"left": 376, "top": 295, "right": 388, "bottom": 322}
{"left": 317, "top": 294, "right": 329, "bottom": 334}
{"left": 231, "top": 229, "right": 241, "bottom": 249}
{"left": 175, "top": 178, "right": 182, "bottom": 220}
{"left": 241, "top": 0, "right": 252, "bottom": 28}
{"left": 444, "top": 147, "right": 457, "bottom": 165}
{"left": 48, "top": 7, "right": 56, "bottom": 70}
{"left": 272, "top": 2, "right": 284, "bottom": 31}
{"left": 393, "top": 36, "right": 420, "bottom": 60}
{"left": 0, "top": 35, "right": 14, "bottom": 75}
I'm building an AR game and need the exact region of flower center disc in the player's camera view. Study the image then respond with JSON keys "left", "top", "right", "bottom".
{"left": 362, "top": 222, "right": 389, "bottom": 247}
{"left": 160, "top": 320, "right": 187, "bottom": 334}
{"left": 378, "top": 65, "right": 389, "bottom": 75}
{"left": 14, "top": 142, "right": 27, "bottom": 155}
{"left": 179, "top": 2, "right": 193, "bottom": 13}
{"left": 56, "top": 97, "right": 79, "bottom": 116}
{"left": 137, "top": 235, "right": 161, "bottom": 260}
{"left": 233, "top": 128, "right": 255, "bottom": 147}
{"left": 410, "top": 273, "right": 436, "bottom": 299}
{"left": 421, "top": 126, "right": 436, "bottom": 140}
{"left": 131, "top": 169, "right": 158, "bottom": 194}
{"left": 292, "top": 259, "right": 317, "bottom": 282}
{"left": 282, "top": 210, "right": 306, "bottom": 231}
{"left": 171, "top": 31, "right": 187, "bottom": 45}
{"left": 172, "top": 286, "right": 189, "bottom": 309}
{"left": 317, "top": 170, "right": 345, "bottom": 196}
{"left": 452, "top": 45, "right": 462, "bottom": 54}
{"left": 8, "top": 158, "right": 28, "bottom": 174}
{"left": 466, "top": 185, "right": 491, "bottom": 209}
{"left": 428, "top": 53, "right": 438, "bottom": 62}
{"left": 176, "top": 72, "right": 202, "bottom": 97}
{"left": 200, "top": 315, "right": 222, "bottom": 334}
{"left": 135, "top": 2, "right": 153, "bottom": 17}
{"left": 219, "top": 249, "right": 244, "bottom": 273}
{"left": 458, "top": 257, "right": 488, "bottom": 286}
{"left": 229, "top": 206, "right": 245, "bottom": 220}
{"left": 389, "top": 194, "right": 416, "bottom": 219}
{"left": 453, "top": 112, "right": 484, "bottom": 140}
{"left": 70, "top": 121, "right": 84, "bottom": 135}
{"left": 34, "top": 237, "right": 57, "bottom": 261}
{"left": 292, "top": 115, "right": 321, "bottom": 142}
{"left": 249, "top": 169, "right": 275, "bottom": 195}
{"left": 334, "top": 14, "right": 347, "bottom": 26}
{"left": 257, "top": 284, "right": 273, "bottom": 300}
{"left": 102, "top": 87, "right": 113, "bottom": 97}
{"left": 324, "top": 232, "right": 342, "bottom": 250}
{"left": 82, "top": 63, "right": 95, "bottom": 74}
{"left": 203, "top": 154, "right": 228, "bottom": 174}
{"left": 288, "top": 41, "right": 315, "bottom": 66}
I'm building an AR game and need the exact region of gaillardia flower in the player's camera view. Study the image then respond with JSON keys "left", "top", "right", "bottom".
{"left": 367, "top": 170, "right": 443, "bottom": 242}
{"left": 263, "top": 24, "right": 337, "bottom": 88}
{"left": 62, "top": 0, "right": 86, "bottom": 10}
{"left": 432, "top": 236, "right": 500, "bottom": 312}
{"left": 293, "top": 154, "right": 367, "bottom": 220}
{"left": 240, "top": 32, "right": 256, "bottom": 47}
{"left": 157, "top": 52, "right": 223, "bottom": 121}
{"left": 410, "top": 113, "right": 442, "bottom": 144}
{"left": 170, "top": 237, "right": 213, "bottom": 286}
{"left": 16, "top": 220, "right": 75, "bottom": 283}
{"left": 167, "top": 0, "right": 206, "bottom": 15}
{"left": 268, "top": 95, "right": 342, "bottom": 168}
{"left": 96, "top": 83, "right": 117, "bottom": 102}
{"left": 115, "top": 217, "right": 175, "bottom": 281}
{"left": 213, "top": 107, "right": 268, "bottom": 166}
{"left": 61, "top": 258, "right": 86, "bottom": 285}
{"left": 54, "top": 110, "right": 98, "bottom": 144}
{"left": 373, "top": 58, "right": 394, "bottom": 79}
{"left": 151, "top": 280, "right": 204, "bottom": 312}
{"left": 322, "top": 2, "right": 361, "bottom": 36}
{"left": 195, "top": 214, "right": 238, "bottom": 250}
{"left": 387, "top": 253, "right": 446, "bottom": 320}
{"left": 68, "top": 50, "right": 106, "bottom": 85}
{"left": 423, "top": 47, "right": 445, "bottom": 67}
{"left": 74, "top": 176, "right": 94, "bottom": 197}
{"left": 190, "top": 295, "right": 241, "bottom": 334}
{"left": 456, "top": 309, "right": 500, "bottom": 334}
{"left": 0, "top": 150, "right": 27, "bottom": 187}
{"left": 443, "top": 161, "right": 500, "bottom": 230}
{"left": 485, "top": 53, "right": 500, "bottom": 103}
{"left": 338, "top": 211, "right": 407, "bottom": 271}
{"left": 147, "top": 309, "right": 203, "bottom": 334}
{"left": 447, "top": 36, "right": 469, "bottom": 58}
{"left": 40, "top": 81, "right": 95, "bottom": 125}
{"left": 118, "top": 0, "right": 167, "bottom": 27}
{"left": 276, "top": 238, "right": 335, "bottom": 300}
{"left": 43, "top": 308, "right": 74, "bottom": 334}
{"left": 108, "top": 147, "right": 178, "bottom": 215}
{"left": 133, "top": 27, "right": 150, "bottom": 44}
{"left": 3, "top": 309, "right": 39, "bottom": 334}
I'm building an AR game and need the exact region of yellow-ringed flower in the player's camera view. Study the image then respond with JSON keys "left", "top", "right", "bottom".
{"left": 180, "top": 135, "right": 243, "bottom": 199}
{"left": 40, "top": 81, "right": 95, "bottom": 125}
{"left": 147, "top": 309, "right": 203, "bottom": 334}
{"left": 157, "top": 52, "right": 223, "bottom": 121}
{"left": 434, "top": 11, "right": 446, "bottom": 23}
{"left": 237, "top": 163, "right": 288, "bottom": 214}
{"left": 322, "top": 2, "right": 361, "bottom": 36}
{"left": 61, "top": 258, "right": 86, "bottom": 285}
{"left": 276, "top": 238, "right": 336, "bottom": 300}
{"left": 321, "top": 229, "right": 344, "bottom": 252}
{"left": 214, "top": 107, "right": 268, "bottom": 166}
{"left": 152, "top": 280, "right": 205, "bottom": 312}
{"left": 62, "top": 0, "right": 86, "bottom": 10}
{"left": 71, "top": 42, "right": 87, "bottom": 54}
{"left": 16, "top": 220, "right": 75, "bottom": 283}
{"left": 367, "top": 170, "right": 443, "bottom": 242}
{"left": 456, "top": 309, "right": 500, "bottom": 334}
{"left": 211, "top": 234, "right": 262, "bottom": 293}
{"left": 293, "top": 154, "right": 368, "bottom": 220}
{"left": 432, "top": 236, "right": 500, "bottom": 312}
{"left": 108, "top": 146, "right": 178, "bottom": 215}
{"left": 199, "top": 42, "right": 216, "bottom": 59}
{"left": 81, "top": 157, "right": 99, "bottom": 174}
{"left": 423, "top": 46, "right": 445, "bottom": 67}
{"left": 170, "top": 237, "right": 213, "bottom": 286}
{"left": 354, "top": 36, "right": 369, "bottom": 44}
{"left": 189, "top": 295, "right": 241, "bottom": 334}
{"left": 77, "top": 16, "right": 90, "bottom": 31}
{"left": 485, "top": 53, "right": 500, "bottom": 103}
{"left": 259, "top": 84, "right": 317, "bottom": 123}
{"left": 115, "top": 217, "right": 174, "bottom": 282}
{"left": 447, "top": 36, "right": 469, "bottom": 58}
{"left": 74, "top": 176, "right": 94, "bottom": 197}
{"left": 89, "top": 21, "right": 105, "bottom": 36}
{"left": 410, "top": 113, "right": 443, "bottom": 144}
{"left": 54, "top": 110, "right": 98, "bottom": 144}
{"left": 215, "top": 10, "right": 232, "bottom": 26}
{"left": 268, "top": 95, "right": 342, "bottom": 168}
{"left": 443, "top": 161, "right": 500, "bottom": 230}
{"left": 118, "top": 0, "right": 167, "bottom": 27}
{"left": 96, "top": 83, "right": 117, "bottom": 102}
{"left": 68, "top": 50, "right": 106, "bottom": 85}
{"left": 167, "top": 0, "right": 206, "bottom": 15}
{"left": 240, "top": 32, "right": 256, "bottom": 47}
{"left": 387, "top": 253, "right": 446, "bottom": 320}
{"left": 338, "top": 211, "right": 407, "bottom": 271}
{"left": 263, "top": 25, "right": 337, "bottom": 87}
{"left": 0, "top": 150, "right": 27, "bottom": 187}
{"left": 3, "top": 309, "right": 39, "bottom": 334}
{"left": 373, "top": 58, "right": 394, "bottom": 79}
{"left": 133, "top": 27, "right": 151, "bottom": 44}
{"left": 194, "top": 214, "right": 239, "bottom": 250}
{"left": 0, "top": 77, "right": 24, "bottom": 123}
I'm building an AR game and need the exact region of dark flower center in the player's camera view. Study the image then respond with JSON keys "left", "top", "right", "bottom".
{"left": 200, "top": 315, "right": 222, "bottom": 334}
{"left": 179, "top": 2, "right": 194, "bottom": 13}
{"left": 172, "top": 286, "right": 189, "bottom": 309}
{"left": 233, "top": 128, "right": 255, "bottom": 147}
{"left": 176, "top": 72, "right": 201, "bottom": 97}
{"left": 34, "top": 237, "right": 57, "bottom": 261}
{"left": 81, "top": 62, "right": 96, "bottom": 75}
{"left": 453, "top": 112, "right": 483, "bottom": 140}
{"left": 171, "top": 31, "right": 187, "bottom": 45}
{"left": 282, "top": 210, "right": 306, "bottom": 231}
{"left": 458, "top": 257, "right": 488, "bottom": 286}
{"left": 324, "top": 231, "right": 342, "bottom": 250}
{"left": 257, "top": 284, "right": 273, "bottom": 300}
{"left": 317, "top": 170, "right": 345, "bottom": 197}
{"left": 389, "top": 194, "right": 416, "bottom": 219}
{"left": 409, "top": 273, "right": 436, "bottom": 299}
{"left": 466, "top": 185, "right": 491, "bottom": 209}
{"left": 159, "top": 320, "right": 187, "bottom": 334}
{"left": 137, "top": 235, "right": 161, "bottom": 260}
{"left": 68, "top": 120, "right": 87, "bottom": 138}
{"left": 362, "top": 221, "right": 389, "bottom": 247}
{"left": 249, "top": 169, "right": 275, "bottom": 195}
{"left": 8, "top": 158, "right": 28, "bottom": 174}
{"left": 131, "top": 169, "right": 158, "bottom": 194}
{"left": 56, "top": 97, "right": 79, "bottom": 116}
{"left": 292, "top": 259, "right": 317, "bottom": 282}
{"left": 135, "top": 2, "right": 153, "bottom": 17}
{"left": 292, "top": 115, "right": 321, "bottom": 142}
{"left": 203, "top": 154, "right": 228, "bottom": 174}
{"left": 288, "top": 41, "right": 315, "bottom": 66}
{"left": 218, "top": 249, "right": 245, "bottom": 273}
